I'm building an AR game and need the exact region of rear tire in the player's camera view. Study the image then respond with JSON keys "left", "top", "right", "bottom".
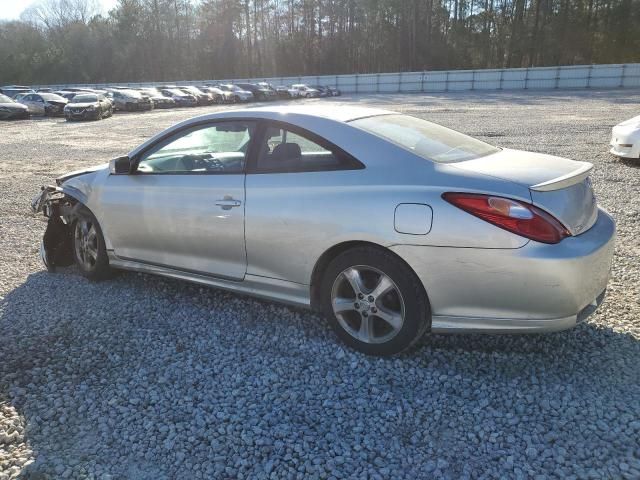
{"left": 72, "top": 206, "right": 111, "bottom": 281}
{"left": 321, "top": 246, "right": 430, "bottom": 356}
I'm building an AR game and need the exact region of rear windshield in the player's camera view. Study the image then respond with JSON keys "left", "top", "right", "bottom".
{"left": 350, "top": 114, "right": 500, "bottom": 163}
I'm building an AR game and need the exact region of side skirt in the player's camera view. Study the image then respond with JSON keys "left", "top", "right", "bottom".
{"left": 107, "top": 252, "right": 312, "bottom": 309}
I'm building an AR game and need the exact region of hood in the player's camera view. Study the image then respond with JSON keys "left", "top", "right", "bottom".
{"left": 615, "top": 115, "right": 640, "bottom": 128}
{"left": 449, "top": 148, "right": 591, "bottom": 190}
{"left": 0, "top": 102, "right": 28, "bottom": 110}
{"left": 56, "top": 163, "right": 108, "bottom": 186}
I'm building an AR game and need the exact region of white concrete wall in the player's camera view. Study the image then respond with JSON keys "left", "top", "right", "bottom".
{"left": 36, "top": 63, "right": 640, "bottom": 93}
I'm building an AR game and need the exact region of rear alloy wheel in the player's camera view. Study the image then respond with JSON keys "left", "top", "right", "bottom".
{"left": 321, "top": 246, "right": 430, "bottom": 356}
{"left": 72, "top": 207, "right": 111, "bottom": 280}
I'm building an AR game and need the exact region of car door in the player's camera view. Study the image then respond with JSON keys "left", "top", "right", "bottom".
{"left": 113, "top": 91, "right": 124, "bottom": 109}
{"left": 97, "top": 120, "right": 257, "bottom": 280}
{"left": 23, "top": 94, "right": 44, "bottom": 115}
{"left": 244, "top": 121, "right": 365, "bottom": 284}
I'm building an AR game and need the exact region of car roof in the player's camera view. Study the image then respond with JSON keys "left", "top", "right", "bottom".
{"left": 205, "top": 105, "right": 392, "bottom": 123}
{"left": 128, "top": 105, "right": 394, "bottom": 159}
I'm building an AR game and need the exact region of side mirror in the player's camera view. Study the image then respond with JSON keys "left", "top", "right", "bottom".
{"left": 109, "top": 155, "right": 132, "bottom": 174}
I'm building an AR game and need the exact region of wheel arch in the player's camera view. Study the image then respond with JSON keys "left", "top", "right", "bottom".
{"left": 309, "top": 240, "right": 427, "bottom": 310}
{"left": 38, "top": 190, "right": 95, "bottom": 271}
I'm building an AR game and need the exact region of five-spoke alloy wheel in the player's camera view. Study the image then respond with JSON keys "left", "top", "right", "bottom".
{"left": 74, "top": 218, "right": 99, "bottom": 271}
{"left": 331, "top": 266, "right": 405, "bottom": 345}
{"left": 72, "top": 206, "right": 111, "bottom": 280}
{"left": 322, "top": 246, "right": 430, "bottom": 356}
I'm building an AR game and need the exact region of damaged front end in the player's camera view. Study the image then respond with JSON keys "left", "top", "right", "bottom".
{"left": 31, "top": 186, "right": 80, "bottom": 271}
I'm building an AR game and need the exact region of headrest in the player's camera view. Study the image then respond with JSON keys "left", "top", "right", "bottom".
{"left": 272, "top": 142, "right": 301, "bottom": 160}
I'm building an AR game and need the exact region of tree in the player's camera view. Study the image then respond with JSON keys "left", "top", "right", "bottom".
{"left": 1, "top": 0, "right": 639, "bottom": 85}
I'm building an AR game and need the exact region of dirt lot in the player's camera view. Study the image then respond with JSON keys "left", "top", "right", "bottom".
{"left": 1, "top": 90, "right": 639, "bottom": 479}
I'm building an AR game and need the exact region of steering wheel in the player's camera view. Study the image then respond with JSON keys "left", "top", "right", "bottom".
{"left": 181, "top": 153, "right": 225, "bottom": 172}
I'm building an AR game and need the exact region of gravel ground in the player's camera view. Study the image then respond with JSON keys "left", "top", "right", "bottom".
{"left": 1, "top": 90, "right": 639, "bottom": 480}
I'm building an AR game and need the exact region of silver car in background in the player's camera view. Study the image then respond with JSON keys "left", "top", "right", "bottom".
{"left": 32, "top": 106, "right": 615, "bottom": 356}
{"left": 291, "top": 84, "right": 321, "bottom": 98}
{"left": 17, "top": 92, "right": 68, "bottom": 116}
{"left": 0, "top": 93, "right": 30, "bottom": 119}
{"left": 218, "top": 84, "right": 254, "bottom": 103}
{"left": 109, "top": 89, "right": 153, "bottom": 112}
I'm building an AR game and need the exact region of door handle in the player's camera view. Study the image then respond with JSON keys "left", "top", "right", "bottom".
{"left": 215, "top": 197, "right": 242, "bottom": 210}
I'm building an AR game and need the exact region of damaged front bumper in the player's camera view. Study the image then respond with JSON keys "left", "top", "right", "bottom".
{"left": 31, "top": 186, "right": 78, "bottom": 271}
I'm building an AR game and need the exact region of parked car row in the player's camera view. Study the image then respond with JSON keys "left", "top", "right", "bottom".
{"left": 0, "top": 82, "right": 342, "bottom": 121}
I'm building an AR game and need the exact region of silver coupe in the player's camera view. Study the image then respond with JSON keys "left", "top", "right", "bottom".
{"left": 32, "top": 106, "right": 616, "bottom": 355}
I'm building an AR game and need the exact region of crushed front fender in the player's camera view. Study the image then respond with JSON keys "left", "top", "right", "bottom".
{"left": 31, "top": 186, "right": 79, "bottom": 271}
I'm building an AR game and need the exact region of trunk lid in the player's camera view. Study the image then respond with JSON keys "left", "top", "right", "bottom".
{"left": 451, "top": 148, "right": 598, "bottom": 236}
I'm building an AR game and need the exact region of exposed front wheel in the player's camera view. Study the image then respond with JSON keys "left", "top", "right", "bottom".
{"left": 321, "top": 246, "right": 430, "bottom": 356}
{"left": 72, "top": 207, "right": 111, "bottom": 280}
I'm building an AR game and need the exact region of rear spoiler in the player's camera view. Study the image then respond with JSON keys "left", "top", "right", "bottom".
{"left": 530, "top": 162, "right": 593, "bottom": 192}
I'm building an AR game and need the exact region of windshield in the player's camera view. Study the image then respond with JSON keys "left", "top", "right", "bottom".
{"left": 166, "top": 89, "right": 185, "bottom": 96}
{"left": 72, "top": 94, "right": 98, "bottom": 103}
{"left": 0, "top": 94, "right": 14, "bottom": 103}
{"left": 350, "top": 114, "right": 500, "bottom": 163}
{"left": 40, "top": 93, "right": 66, "bottom": 102}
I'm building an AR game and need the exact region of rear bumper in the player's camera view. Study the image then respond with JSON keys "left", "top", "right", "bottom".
{"left": 429, "top": 289, "right": 607, "bottom": 333}
{"left": 391, "top": 208, "right": 616, "bottom": 333}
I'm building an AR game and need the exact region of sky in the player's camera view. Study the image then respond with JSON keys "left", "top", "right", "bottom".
{"left": 0, "top": 0, "right": 118, "bottom": 20}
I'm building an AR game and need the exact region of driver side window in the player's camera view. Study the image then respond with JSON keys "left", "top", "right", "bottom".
{"left": 137, "top": 121, "right": 255, "bottom": 174}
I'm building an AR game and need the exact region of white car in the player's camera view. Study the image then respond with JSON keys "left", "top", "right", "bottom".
{"left": 218, "top": 84, "right": 254, "bottom": 103}
{"left": 291, "top": 84, "right": 321, "bottom": 98}
{"left": 610, "top": 115, "right": 640, "bottom": 159}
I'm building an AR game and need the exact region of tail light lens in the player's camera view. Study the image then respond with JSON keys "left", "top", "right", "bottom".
{"left": 442, "top": 192, "right": 570, "bottom": 244}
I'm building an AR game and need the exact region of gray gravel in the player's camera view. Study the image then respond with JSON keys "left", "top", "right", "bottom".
{"left": 1, "top": 90, "right": 640, "bottom": 479}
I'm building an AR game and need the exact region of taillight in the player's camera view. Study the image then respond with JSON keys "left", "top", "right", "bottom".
{"left": 442, "top": 192, "right": 570, "bottom": 244}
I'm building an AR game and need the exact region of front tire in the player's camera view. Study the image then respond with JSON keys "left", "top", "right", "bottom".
{"left": 321, "top": 246, "right": 430, "bottom": 356}
{"left": 72, "top": 207, "right": 111, "bottom": 280}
